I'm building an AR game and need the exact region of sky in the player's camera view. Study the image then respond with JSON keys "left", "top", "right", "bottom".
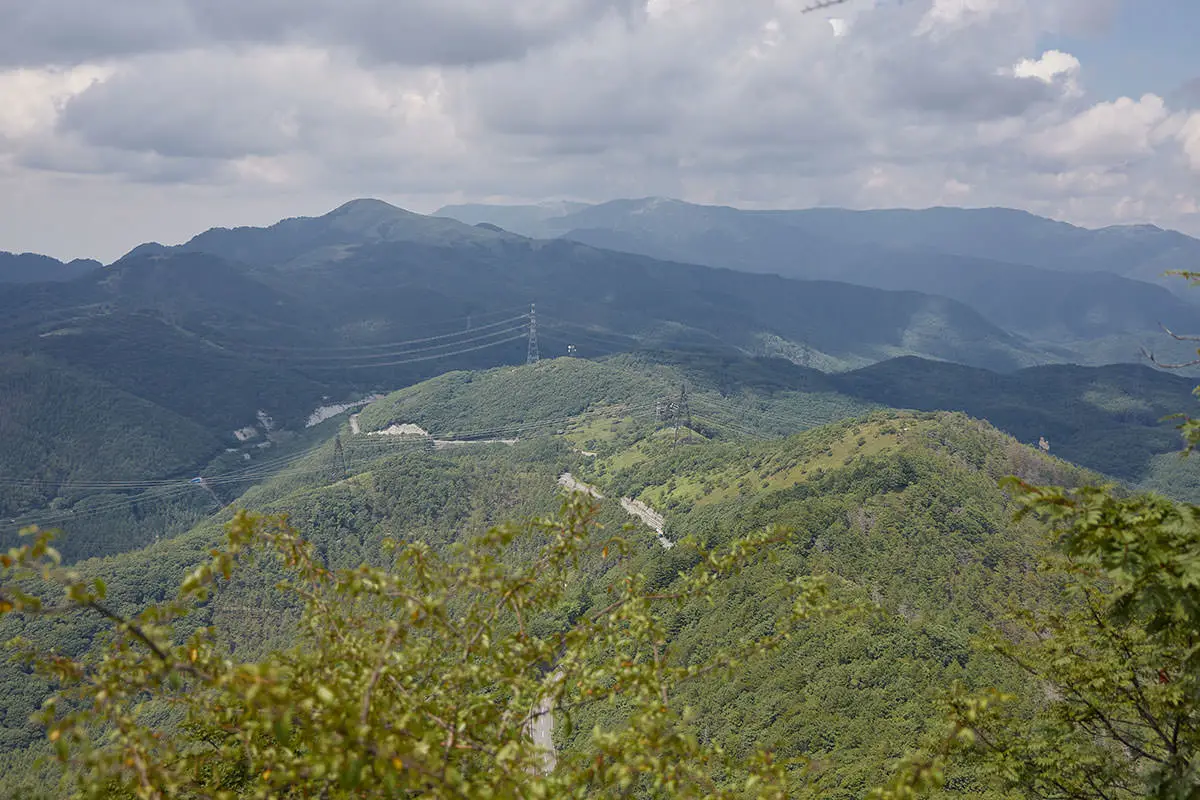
{"left": 1, "top": 0, "right": 1199, "bottom": 262}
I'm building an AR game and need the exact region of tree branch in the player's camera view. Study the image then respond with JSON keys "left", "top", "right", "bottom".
{"left": 360, "top": 624, "right": 400, "bottom": 726}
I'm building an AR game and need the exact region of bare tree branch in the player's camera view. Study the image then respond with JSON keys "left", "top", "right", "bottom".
{"left": 1140, "top": 347, "right": 1200, "bottom": 371}
{"left": 1160, "top": 323, "right": 1200, "bottom": 343}
{"left": 801, "top": 0, "right": 854, "bottom": 12}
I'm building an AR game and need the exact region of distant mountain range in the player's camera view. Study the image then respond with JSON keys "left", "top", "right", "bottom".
{"left": 76, "top": 198, "right": 1044, "bottom": 373}
{"left": 437, "top": 198, "right": 1200, "bottom": 291}
{"left": 438, "top": 198, "right": 1200, "bottom": 364}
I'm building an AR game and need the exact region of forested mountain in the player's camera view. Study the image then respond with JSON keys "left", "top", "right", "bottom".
{"left": 828, "top": 357, "right": 1196, "bottom": 485}
{"left": 111, "top": 199, "right": 1043, "bottom": 374}
{"left": 438, "top": 198, "right": 1200, "bottom": 364}
{"left": 5, "top": 340, "right": 1195, "bottom": 568}
{"left": 122, "top": 198, "right": 523, "bottom": 269}
{"left": 0, "top": 356, "right": 1097, "bottom": 797}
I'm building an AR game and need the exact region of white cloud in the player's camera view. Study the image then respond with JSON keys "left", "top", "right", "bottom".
{"left": 1011, "top": 49, "right": 1081, "bottom": 97}
{"left": 1027, "top": 95, "right": 1174, "bottom": 166}
{"left": 1013, "top": 49, "right": 1078, "bottom": 83}
{"left": 0, "top": 0, "right": 1196, "bottom": 260}
{"left": 0, "top": 65, "right": 111, "bottom": 141}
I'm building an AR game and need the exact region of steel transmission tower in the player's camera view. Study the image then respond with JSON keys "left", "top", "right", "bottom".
{"left": 672, "top": 384, "right": 692, "bottom": 447}
{"left": 527, "top": 303, "right": 540, "bottom": 364}
{"left": 332, "top": 434, "right": 348, "bottom": 480}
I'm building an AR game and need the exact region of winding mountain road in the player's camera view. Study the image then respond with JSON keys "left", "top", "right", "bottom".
{"left": 559, "top": 473, "right": 672, "bottom": 549}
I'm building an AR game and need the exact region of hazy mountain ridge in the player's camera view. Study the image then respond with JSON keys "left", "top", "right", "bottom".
{"left": 0, "top": 252, "right": 101, "bottom": 283}
{"left": 437, "top": 199, "right": 1200, "bottom": 289}
{"left": 120, "top": 199, "right": 521, "bottom": 269}
{"left": 438, "top": 199, "right": 1200, "bottom": 362}
{"left": 91, "top": 200, "right": 1053, "bottom": 373}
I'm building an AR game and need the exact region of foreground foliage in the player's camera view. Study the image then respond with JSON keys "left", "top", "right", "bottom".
{"left": 958, "top": 481, "right": 1200, "bottom": 797}
{"left": 2, "top": 495, "right": 954, "bottom": 798}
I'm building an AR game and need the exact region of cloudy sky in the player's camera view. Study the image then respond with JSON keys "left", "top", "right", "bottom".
{"left": 1, "top": 0, "right": 1198, "bottom": 261}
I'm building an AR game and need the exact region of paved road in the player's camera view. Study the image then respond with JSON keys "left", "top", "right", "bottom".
{"left": 620, "top": 498, "right": 673, "bottom": 550}
{"left": 560, "top": 473, "right": 673, "bottom": 550}
{"left": 527, "top": 669, "right": 563, "bottom": 774}
{"left": 558, "top": 472, "right": 604, "bottom": 498}
{"left": 530, "top": 692, "right": 556, "bottom": 773}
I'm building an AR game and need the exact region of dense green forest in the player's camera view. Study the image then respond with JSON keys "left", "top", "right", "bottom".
{"left": 7, "top": 351, "right": 1197, "bottom": 569}
{"left": 0, "top": 355, "right": 1108, "bottom": 797}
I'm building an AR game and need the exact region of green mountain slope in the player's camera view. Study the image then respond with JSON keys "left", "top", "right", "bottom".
{"left": 562, "top": 410, "right": 1091, "bottom": 795}
{"left": 0, "top": 357, "right": 1099, "bottom": 797}
{"left": 0, "top": 354, "right": 220, "bottom": 518}
{"left": 828, "top": 357, "right": 1197, "bottom": 486}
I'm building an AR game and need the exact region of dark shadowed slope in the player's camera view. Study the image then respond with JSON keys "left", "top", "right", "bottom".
{"left": 0, "top": 252, "right": 100, "bottom": 283}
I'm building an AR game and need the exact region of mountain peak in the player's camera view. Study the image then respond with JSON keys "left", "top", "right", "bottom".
{"left": 321, "top": 198, "right": 422, "bottom": 234}
{"left": 327, "top": 198, "right": 406, "bottom": 217}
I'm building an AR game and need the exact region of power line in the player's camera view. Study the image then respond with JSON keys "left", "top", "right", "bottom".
{"left": 298, "top": 333, "right": 528, "bottom": 370}
{"left": 276, "top": 324, "right": 530, "bottom": 364}
{"left": 246, "top": 318, "right": 531, "bottom": 362}
{"left": 222, "top": 307, "right": 531, "bottom": 354}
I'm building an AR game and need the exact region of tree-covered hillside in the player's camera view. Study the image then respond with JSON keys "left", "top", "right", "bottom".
{"left": 4, "top": 199, "right": 1197, "bottom": 582}
{"left": 6, "top": 347, "right": 1196, "bottom": 576}
{"left": 0, "top": 354, "right": 220, "bottom": 519}
{"left": 0, "top": 199, "right": 1091, "bottom": 550}
{"left": 828, "top": 357, "right": 1197, "bottom": 486}
{"left": 0, "top": 355, "right": 1096, "bottom": 796}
